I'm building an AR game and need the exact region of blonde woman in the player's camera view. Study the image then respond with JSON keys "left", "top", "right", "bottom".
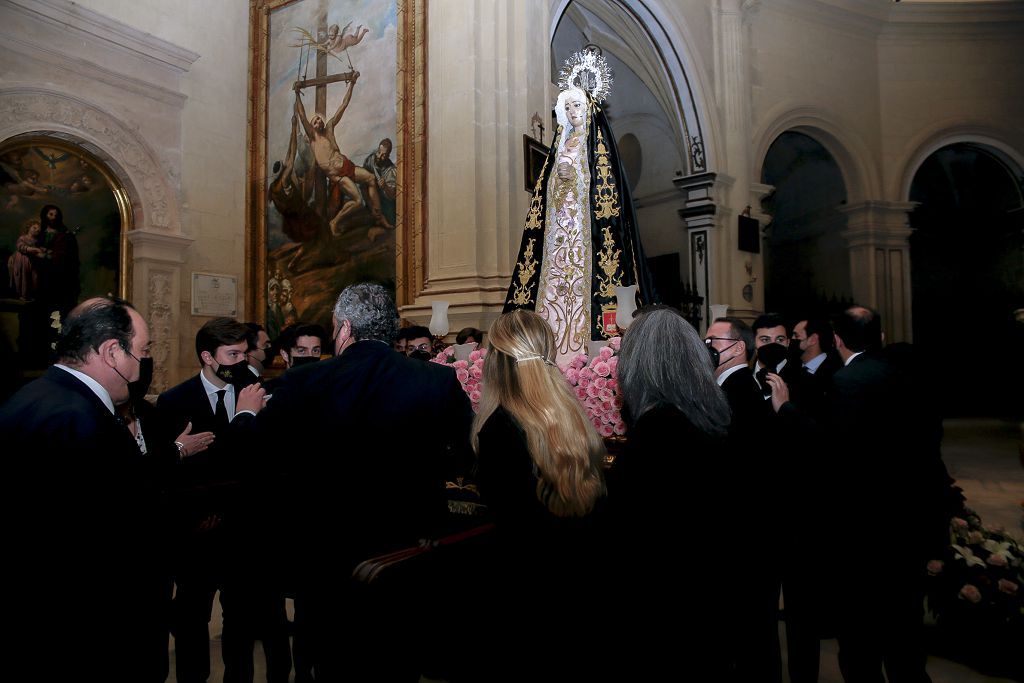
{"left": 469, "top": 309, "right": 607, "bottom": 679}
{"left": 472, "top": 309, "right": 605, "bottom": 521}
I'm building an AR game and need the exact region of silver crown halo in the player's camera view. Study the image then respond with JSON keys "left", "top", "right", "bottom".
{"left": 558, "top": 46, "right": 613, "bottom": 103}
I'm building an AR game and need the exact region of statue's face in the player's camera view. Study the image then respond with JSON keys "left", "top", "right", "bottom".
{"left": 311, "top": 114, "right": 325, "bottom": 132}
{"left": 565, "top": 97, "right": 585, "bottom": 128}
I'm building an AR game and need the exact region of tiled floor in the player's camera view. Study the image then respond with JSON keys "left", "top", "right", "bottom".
{"left": 171, "top": 418, "right": 1024, "bottom": 682}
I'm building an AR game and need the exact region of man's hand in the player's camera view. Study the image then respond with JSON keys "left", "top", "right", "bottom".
{"left": 765, "top": 372, "right": 790, "bottom": 413}
{"left": 236, "top": 383, "right": 267, "bottom": 415}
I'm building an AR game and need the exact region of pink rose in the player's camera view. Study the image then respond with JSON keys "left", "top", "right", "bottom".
{"left": 959, "top": 584, "right": 982, "bottom": 603}
{"left": 593, "top": 361, "right": 611, "bottom": 377}
{"left": 580, "top": 368, "right": 595, "bottom": 381}
{"left": 469, "top": 349, "right": 483, "bottom": 362}
{"left": 565, "top": 368, "right": 579, "bottom": 384}
{"left": 593, "top": 377, "right": 607, "bottom": 391}
{"left": 469, "top": 389, "right": 482, "bottom": 404}
{"left": 575, "top": 387, "right": 588, "bottom": 400}
{"left": 599, "top": 345, "right": 613, "bottom": 360}
{"left": 606, "top": 379, "right": 618, "bottom": 391}
{"left": 453, "top": 359, "right": 469, "bottom": 370}
{"left": 572, "top": 354, "right": 588, "bottom": 369}
{"left": 609, "top": 410, "right": 621, "bottom": 424}
{"left": 587, "top": 385, "right": 601, "bottom": 398}
{"left": 926, "top": 560, "right": 944, "bottom": 575}
{"left": 612, "top": 396, "right": 623, "bottom": 409}
{"left": 608, "top": 355, "right": 618, "bottom": 370}
{"left": 599, "top": 388, "right": 613, "bottom": 401}
{"left": 599, "top": 423, "right": 614, "bottom": 437}
{"left": 455, "top": 368, "right": 470, "bottom": 383}
{"left": 998, "top": 579, "right": 1018, "bottom": 595}
{"left": 987, "top": 553, "right": 1008, "bottom": 567}
{"left": 470, "top": 366, "right": 483, "bottom": 379}
{"left": 609, "top": 336, "right": 621, "bottom": 350}
{"left": 613, "top": 421, "right": 627, "bottom": 436}
{"left": 601, "top": 400, "right": 613, "bottom": 413}
{"left": 579, "top": 376, "right": 590, "bottom": 388}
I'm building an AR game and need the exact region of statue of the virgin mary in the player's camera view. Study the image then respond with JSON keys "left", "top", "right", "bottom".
{"left": 504, "top": 47, "right": 657, "bottom": 366}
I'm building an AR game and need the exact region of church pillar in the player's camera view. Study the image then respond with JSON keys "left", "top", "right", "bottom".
{"left": 709, "top": 0, "right": 760, "bottom": 323}
{"left": 675, "top": 171, "right": 718, "bottom": 333}
{"left": 839, "top": 200, "right": 916, "bottom": 343}
{"left": 127, "top": 231, "right": 194, "bottom": 394}
{"left": 409, "top": 1, "right": 550, "bottom": 334}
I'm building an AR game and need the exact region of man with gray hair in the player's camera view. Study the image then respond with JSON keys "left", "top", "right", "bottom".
{"left": 234, "top": 282, "right": 473, "bottom": 680}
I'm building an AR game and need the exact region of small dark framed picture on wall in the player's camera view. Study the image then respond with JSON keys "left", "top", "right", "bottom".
{"left": 523, "top": 134, "right": 548, "bottom": 193}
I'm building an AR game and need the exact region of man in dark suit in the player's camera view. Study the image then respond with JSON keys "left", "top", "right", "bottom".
{"left": 770, "top": 305, "right": 947, "bottom": 683}
{"left": 1, "top": 296, "right": 166, "bottom": 682}
{"left": 158, "top": 317, "right": 289, "bottom": 683}
{"left": 751, "top": 313, "right": 821, "bottom": 683}
{"left": 792, "top": 316, "right": 842, "bottom": 400}
{"left": 234, "top": 283, "right": 473, "bottom": 682}
{"left": 706, "top": 316, "right": 785, "bottom": 678}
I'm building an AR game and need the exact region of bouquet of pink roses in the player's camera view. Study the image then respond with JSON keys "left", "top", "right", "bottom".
{"left": 430, "top": 346, "right": 486, "bottom": 412}
{"left": 561, "top": 336, "right": 626, "bottom": 437}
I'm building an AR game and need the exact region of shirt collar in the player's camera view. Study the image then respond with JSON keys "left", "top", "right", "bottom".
{"left": 804, "top": 353, "right": 827, "bottom": 373}
{"left": 844, "top": 351, "right": 864, "bottom": 367}
{"left": 199, "top": 370, "right": 234, "bottom": 398}
{"left": 717, "top": 363, "right": 746, "bottom": 387}
{"left": 55, "top": 364, "right": 115, "bottom": 415}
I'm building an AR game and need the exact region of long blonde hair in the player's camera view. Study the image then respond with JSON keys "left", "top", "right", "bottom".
{"left": 471, "top": 310, "right": 606, "bottom": 517}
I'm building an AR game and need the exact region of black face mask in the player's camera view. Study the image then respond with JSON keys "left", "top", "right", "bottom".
{"left": 706, "top": 344, "right": 721, "bottom": 369}
{"left": 408, "top": 349, "right": 433, "bottom": 362}
{"left": 290, "top": 355, "right": 319, "bottom": 368}
{"left": 128, "top": 357, "right": 154, "bottom": 402}
{"left": 706, "top": 340, "right": 739, "bottom": 369}
{"left": 757, "top": 343, "right": 788, "bottom": 372}
{"left": 215, "top": 360, "right": 260, "bottom": 388}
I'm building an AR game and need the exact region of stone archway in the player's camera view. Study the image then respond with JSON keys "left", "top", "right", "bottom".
{"left": 761, "top": 130, "right": 851, "bottom": 321}
{"left": 908, "top": 142, "right": 1024, "bottom": 417}
{"left": 0, "top": 88, "right": 192, "bottom": 393}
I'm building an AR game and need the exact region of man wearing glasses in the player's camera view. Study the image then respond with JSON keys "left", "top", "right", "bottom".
{"left": 404, "top": 325, "right": 434, "bottom": 360}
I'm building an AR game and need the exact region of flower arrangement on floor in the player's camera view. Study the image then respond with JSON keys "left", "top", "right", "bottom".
{"left": 431, "top": 337, "right": 627, "bottom": 435}
{"left": 561, "top": 337, "right": 626, "bottom": 437}
{"left": 431, "top": 346, "right": 486, "bottom": 412}
{"left": 925, "top": 505, "right": 1023, "bottom": 635}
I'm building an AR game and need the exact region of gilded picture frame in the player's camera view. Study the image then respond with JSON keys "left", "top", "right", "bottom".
{"left": 247, "top": 0, "right": 425, "bottom": 339}
{"left": 0, "top": 134, "right": 132, "bottom": 382}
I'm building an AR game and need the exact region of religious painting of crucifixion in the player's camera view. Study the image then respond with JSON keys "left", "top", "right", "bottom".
{"left": 247, "top": 0, "right": 425, "bottom": 340}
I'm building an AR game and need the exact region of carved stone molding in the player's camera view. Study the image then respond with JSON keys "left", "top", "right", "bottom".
{"left": 0, "top": 87, "right": 180, "bottom": 231}
{"left": 147, "top": 269, "right": 175, "bottom": 395}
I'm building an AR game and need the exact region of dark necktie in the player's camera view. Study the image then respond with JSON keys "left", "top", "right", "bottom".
{"left": 214, "top": 389, "right": 229, "bottom": 430}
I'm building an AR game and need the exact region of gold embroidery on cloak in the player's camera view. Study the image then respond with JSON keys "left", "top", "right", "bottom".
{"left": 509, "top": 238, "right": 539, "bottom": 305}
{"left": 593, "top": 127, "right": 620, "bottom": 219}
{"left": 595, "top": 225, "right": 622, "bottom": 298}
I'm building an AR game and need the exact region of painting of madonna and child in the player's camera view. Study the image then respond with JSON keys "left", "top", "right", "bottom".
{"left": 262, "top": 0, "right": 398, "bottom": 340}
{"left": 0, "top": 139, "right": 123, "bottom": 373}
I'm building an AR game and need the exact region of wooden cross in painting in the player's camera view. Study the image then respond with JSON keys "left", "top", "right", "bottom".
{"left": 292, "top": 13, "right": 392, "bottom": 239}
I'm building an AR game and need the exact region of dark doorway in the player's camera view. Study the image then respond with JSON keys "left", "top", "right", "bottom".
{"left": 761, "top": 131, "right": 851, "bottom": 322}
{"left": 909, "top": 143, "right": 1024, "bottom": 417}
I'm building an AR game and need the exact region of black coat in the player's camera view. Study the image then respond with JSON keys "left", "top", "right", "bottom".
{"left": 233, "top": 340, "right": 473, "bottom": 571}
{"left": 0, "top": 366, "right": 166, "bottom": 681}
